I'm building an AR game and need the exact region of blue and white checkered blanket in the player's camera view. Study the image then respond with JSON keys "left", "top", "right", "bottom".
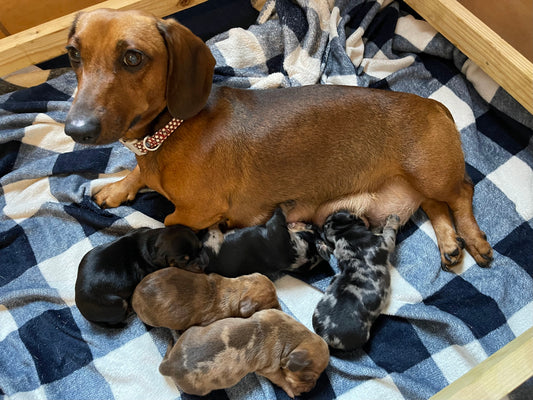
{"left": 1, "top": 0, "right": 532, "bottom": 399}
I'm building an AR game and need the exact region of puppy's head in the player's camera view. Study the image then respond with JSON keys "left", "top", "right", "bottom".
{"left": 322, "top": 210, "right": 371, "bottom": 249}
{"left": 238, "top": 273, "right": 280, "bottom": 317}
{"left": 280, "top": 338, "right": 330, "bottom": 397}
{"left": 64, "top": 9, "right": 214, "bottom": 145}
{"left": 151, "top": 225, "right": 203, "bottom": 270}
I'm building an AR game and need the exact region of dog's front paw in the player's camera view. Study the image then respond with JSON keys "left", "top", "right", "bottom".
{"left": 94, "top": 181, "right": 137, "bottom": 208}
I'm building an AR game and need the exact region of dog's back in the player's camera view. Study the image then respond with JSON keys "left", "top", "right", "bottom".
{"left": 312, "top": 213, "right": 398, "bottom": 350}
{"left": 75, "top": 229, "right": 151, "bottom": 324}
{"left": 202, "top": 208, "right": 297, "bottom": 277}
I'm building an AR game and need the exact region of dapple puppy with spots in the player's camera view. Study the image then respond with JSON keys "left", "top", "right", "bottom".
{"left": 159, "top": 309, "right": 329, "bottom": 398}
{"left": 199, "top": 207, "right": 321, "bottom": 278}
{"left": 313, "top": 211, "right": 400, "bottom": 350}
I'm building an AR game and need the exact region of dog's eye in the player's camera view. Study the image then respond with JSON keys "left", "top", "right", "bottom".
{"left": 123, "top": 50, "right": 143, "bottom": 67}
{"left": 66, "top": 46, "right": 81, "bottom": 64}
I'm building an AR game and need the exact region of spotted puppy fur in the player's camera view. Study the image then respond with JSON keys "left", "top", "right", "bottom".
{"left": 312, "top": 211, "right": 400, "bottom": 351}
{"left": 198, "top": 207, "right": 321, "bottom": 278}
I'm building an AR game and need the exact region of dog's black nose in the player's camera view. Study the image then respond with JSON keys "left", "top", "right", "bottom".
{"left": 64, "top": 114, "right": 101, "bottom": 144}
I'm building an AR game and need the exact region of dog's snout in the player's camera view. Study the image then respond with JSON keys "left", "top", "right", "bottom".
{"left": 65, "top": 114, "right": 101, "bottom": 144}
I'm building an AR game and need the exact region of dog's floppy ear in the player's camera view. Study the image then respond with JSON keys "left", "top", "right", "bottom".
{"left": 281, "top": 349, "right": 312, "bottom": 372}
{"left": 68, "top": 12, "right": 82, "bottom": 39}
{"left": 239, "top": 296, "right": 258, "bottom": 317}
{"left": 157, "top": 19, "right": 215, "bottom": 120}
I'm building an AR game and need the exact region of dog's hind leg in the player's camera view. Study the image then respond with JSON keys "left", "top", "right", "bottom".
{"left": 421, "top": 198, "right": 466, "bottom": 270}
{"left": 446, "top": 178, "right": 492, "bottom": 267}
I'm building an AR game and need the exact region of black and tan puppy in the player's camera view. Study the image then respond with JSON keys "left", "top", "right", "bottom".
{"left": 75, "top": 225, "right": 202, "bottom": 326}
{"left": 132, "top": 267, "right": 280, "bottom": 330}
{"left": 312, "top": 212, "right": 399, "bottom": 350}
{"left": 198, "top": 207, "right": 321, "bottom": 278}
{"left": 159, "top": 309, "right": 330, "bottom": 398}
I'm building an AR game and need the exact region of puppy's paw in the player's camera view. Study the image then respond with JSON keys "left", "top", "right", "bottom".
{"left": 386, "top": 214, "right": 400, "bottom": 225}
{"left": 315, "top": 240, "right": 333, "bottom": 261}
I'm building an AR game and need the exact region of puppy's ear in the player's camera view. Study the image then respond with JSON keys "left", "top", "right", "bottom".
{"left": 157, "top": 19, "right": 215, "bottom": 120}
{"left": 239, "top": 296, "right": 258, "bottom": 317}
{"left": 282, "top": 349, "right": 312, "bottom": 372}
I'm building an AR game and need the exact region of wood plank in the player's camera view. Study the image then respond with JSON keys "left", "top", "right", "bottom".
{"left": 0, "top": 0, "right": 101, "bottom": 35}
{"left": 404, "top": 0, "right": 533, "bottom": 114}
{"left": 430, "top": 327, "right": 533, "bottom": 400}
{"left": 457, "top": 0, "right": 533, "bottom": 62}
{"left": 0, "top": 0, "right": 207, "bottom": 77}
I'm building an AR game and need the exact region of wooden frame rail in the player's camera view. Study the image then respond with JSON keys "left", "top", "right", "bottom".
{"left": 404, "top": 0, "right": 533, "bottom": 114}
{"left": 0, "top": 0, "right": 206, "bottom": 77}
{"left": 431, "top": 327, "right": 533, "bottom": 400}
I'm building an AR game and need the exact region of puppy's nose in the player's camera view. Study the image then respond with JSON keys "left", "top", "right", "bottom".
{"left": 64, "top": 114, "right": 101, "bottom": 144}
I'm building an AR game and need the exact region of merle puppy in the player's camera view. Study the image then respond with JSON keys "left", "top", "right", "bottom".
{"left": 197, "top": 207, "right": 321, "bottom": 278}
{"left": 312, "top": 211, "right": 400, "bottom": 351}
{"left": 75, "top": 225, "right": 202, "bottom": 326}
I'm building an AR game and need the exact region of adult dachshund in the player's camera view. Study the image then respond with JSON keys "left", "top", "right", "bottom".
{"left": 64, "top": 9, "right": 492, "bottom": 270}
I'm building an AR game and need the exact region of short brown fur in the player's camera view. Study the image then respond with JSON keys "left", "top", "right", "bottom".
{"left": 65, "top": 9, "right": 492, "bottom": 269}
{"left": 132, "top": 268, "right": 280, "bottom": 330}
{"left": 159, "top": 309, "right": 330, "bottom": 398}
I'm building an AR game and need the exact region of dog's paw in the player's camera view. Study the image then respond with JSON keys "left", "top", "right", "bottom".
{"left": 464, "top": 232, "right": 493, "bottom": 268}
{"left": 385, "top": 214, "right": 401, "bottom": 229}
{"left": 94, "top": 181, "right": 138, "bottom": 208}
{"left": 440, "top": 237, "right": 465, "bottom": 271}
{"left": 315, "top": 240, "right": 333, "bottom": 261}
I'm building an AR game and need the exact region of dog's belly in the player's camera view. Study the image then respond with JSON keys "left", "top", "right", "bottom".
{"left": 289, "top": 177, "right": 423, "bottom": 227}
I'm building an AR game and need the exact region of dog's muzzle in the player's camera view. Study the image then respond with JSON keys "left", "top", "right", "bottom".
{"left": 64, "top": 113, "right": 101, "bottom": 144}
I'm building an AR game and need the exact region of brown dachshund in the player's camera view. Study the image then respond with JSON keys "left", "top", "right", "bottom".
{"left": 64, "top": 9, "right": 493, "bottom": 270}
{"left": 159, "top": 309, "right": 330, "bottom": 398}
{"left": 131, "top": 267, "right": 280, "bottom": 330}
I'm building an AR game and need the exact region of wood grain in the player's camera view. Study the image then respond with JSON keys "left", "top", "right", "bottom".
{"left": 430, "top": 327, "right": 533, "bottom": 400}
{"left": 0, "top": 0, "right": 207, "bottom": 77}
{"left": 405, "top": 0, "right": 533, "bottom": 114}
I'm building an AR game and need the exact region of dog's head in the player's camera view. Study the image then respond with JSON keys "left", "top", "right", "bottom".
{"left": 238, "top": 273, "right": 281, "bottom": 316}
{"left": 64, "top": 9, "right": 215, "bottom": 144}
{"left": 279, "top": 338, "right": 330, "bottom": 397}
{"left": 151, "top": 225, "right": 204, "bottom": 270}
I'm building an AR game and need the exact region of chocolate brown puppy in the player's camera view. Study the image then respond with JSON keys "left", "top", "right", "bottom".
{"left": 75, "top": 225, "right": 202, "bottom": 326}
{"left": 132, "top": 268, "right": 280, "bottom": 330}
{"left": 159, "top": 309, "right": 329, "bottom": 398}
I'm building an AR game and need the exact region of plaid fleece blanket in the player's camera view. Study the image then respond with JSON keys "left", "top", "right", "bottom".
{"left": 1, "top": 0, "right": 532, "bottom": 399}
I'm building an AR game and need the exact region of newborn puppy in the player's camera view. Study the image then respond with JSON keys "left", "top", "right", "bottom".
{"left": 132, "top": 267, "right": 280, "bottom": 330}
{"left": 199, "top": 207, "right": 321, "bottom": 278}
{"left": 159, "top": 309, "right": 329, "bottom": 398}
{"left": 75, "top": 225, "right": 202, "bottom": 326}
{"left": 312, "top": 211, "right": 400, "bottom": 350}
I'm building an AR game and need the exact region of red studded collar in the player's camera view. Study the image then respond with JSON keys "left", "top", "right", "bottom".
{"left": 119, "top": 118, "right": 183, "bottom": 156}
